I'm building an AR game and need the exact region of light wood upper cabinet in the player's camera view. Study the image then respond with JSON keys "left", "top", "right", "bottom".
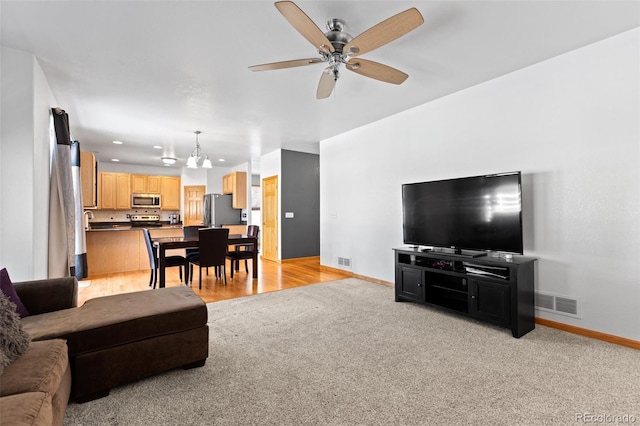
{"left": 131, "top": 175, "right": 146, "bottom": 194}
{"left": 99, "top": 172, "right": 131, "bottom": 210}
{"left": 222, "top": 174, "right": 233, "bottom": 195}
{"left": 80, "top": 151, "right": 97, "bottom": 208}
{"left": 147, "top": 176, "right": 162, "bottom": 193}
{"left": 131, "top": 174, "right": 161, "bottom": 194}
{"left": 99, "top": 173, "right": 178, "bottom": 210}
{"left": 161, "top": 176, "right": 181, "bottom": 210}
{"left": 222, "top": 171, "right": 247, "bottom": 209}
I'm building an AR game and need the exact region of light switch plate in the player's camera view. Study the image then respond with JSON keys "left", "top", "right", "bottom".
{"left": 285, "top": 212, "right": 294, "bottom": 218}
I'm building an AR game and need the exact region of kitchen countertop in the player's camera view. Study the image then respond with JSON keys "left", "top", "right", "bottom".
{"left": 86, "top": 223, "right": 184, "bottom": 232}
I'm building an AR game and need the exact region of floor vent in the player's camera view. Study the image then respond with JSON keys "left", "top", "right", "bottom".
{"left": 535, "top": 291, "right": 581, "bottom": 318}
{"left": 337, "top": 257, "right": 352, "bottom": 269}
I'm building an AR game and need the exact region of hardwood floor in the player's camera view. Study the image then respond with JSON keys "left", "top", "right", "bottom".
{"left": 78, "top": 256, "right": 352, "bottom": 306}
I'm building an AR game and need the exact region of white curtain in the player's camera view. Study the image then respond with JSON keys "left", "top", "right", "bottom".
{"left": 48, "top": 108, "right": 87, "bottom": 279}
{"left": 72, "top": 140, "right": 87, "bottom": 279}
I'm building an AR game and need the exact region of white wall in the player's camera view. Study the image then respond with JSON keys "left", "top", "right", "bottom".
{"left": 320, "top": 29, "right": 640, "bottom": 341}
{"left": 1, "top": 47, "right": 56, "bottom": 281}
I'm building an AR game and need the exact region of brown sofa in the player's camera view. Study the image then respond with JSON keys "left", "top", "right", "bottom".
{"left": 0, "top": 339, "right": 72, "bottom": 426}
{"left": 11, "top": 277, "right": 209, "bottom": 404}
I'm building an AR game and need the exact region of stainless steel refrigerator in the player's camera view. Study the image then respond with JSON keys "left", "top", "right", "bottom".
{"left": 202, "top": 194, "right": 241, "bottom": 227}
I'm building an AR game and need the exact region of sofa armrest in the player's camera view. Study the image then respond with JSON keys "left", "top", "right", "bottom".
{"left": 13, "top": 277, "right": 78, "bottom": 315}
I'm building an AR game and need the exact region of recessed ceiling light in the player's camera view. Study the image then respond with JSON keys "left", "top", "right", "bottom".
{"left": 218, "top": 158, "right": 225, "bottom": 162}
{"left": 153, "top": 145, "right": 163, "bottom": 149}
{"left": 111, "top": 158, "right": 120, "bottom": 162}
{"left": 112, "top": 140, "right": 123, "bottom": 144}
{"left": 161, "top": 157, "right": 177, "bottom": 165}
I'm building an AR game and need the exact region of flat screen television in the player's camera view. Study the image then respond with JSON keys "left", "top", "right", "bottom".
{"left": 402, "top": 171, "right": 523, "bottom": 256}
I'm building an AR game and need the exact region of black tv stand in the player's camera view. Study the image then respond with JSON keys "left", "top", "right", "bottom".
{"left": 394, "top": 247, "right": 537, "bottom": 338}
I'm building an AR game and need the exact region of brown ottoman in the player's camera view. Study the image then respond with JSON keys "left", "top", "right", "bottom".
{"left": 21, "top": 286, "right": 208, "bottom": 402}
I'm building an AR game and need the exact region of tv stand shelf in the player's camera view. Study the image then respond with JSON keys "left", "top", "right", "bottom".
{"left": 394, "top": 248, "right": 537, "bottom": 338}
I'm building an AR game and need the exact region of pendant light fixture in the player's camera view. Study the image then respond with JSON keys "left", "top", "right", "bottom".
{"left": 186, "top": 130, "right": 212, "bottom": 169}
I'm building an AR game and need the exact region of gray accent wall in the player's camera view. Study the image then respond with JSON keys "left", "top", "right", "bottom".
{"left": 281, "top": 150, "right": 319, "bottom": 259}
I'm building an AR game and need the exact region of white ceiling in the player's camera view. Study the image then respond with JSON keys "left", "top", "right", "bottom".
{"left": 2, "top": 1, "right": 638, "bottom": 172}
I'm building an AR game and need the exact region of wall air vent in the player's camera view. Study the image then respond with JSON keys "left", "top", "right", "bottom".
{"left": 535, "top": 291, "right": 581, "bottom": 318}
{"left": 555, "top": 296, "right": 579, "bottom": 316}
{"left": 337, "top": 257, "right": 352, "bottom": 269}
{"left": 535, "top": 293, "right": 555, "bottom": 310}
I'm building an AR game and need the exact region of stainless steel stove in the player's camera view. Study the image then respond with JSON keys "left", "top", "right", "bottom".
{"left": 130, "top": 214, "right": 162, "bottom": 227}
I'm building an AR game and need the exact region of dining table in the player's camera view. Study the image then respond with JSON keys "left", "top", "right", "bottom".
{"left": 152, "top": 234, "right": 258, "bottom": 288}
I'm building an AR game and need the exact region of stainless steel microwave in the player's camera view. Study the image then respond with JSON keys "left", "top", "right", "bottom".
{"left": 131, "top": 193, "right": 161, "bottom": 208}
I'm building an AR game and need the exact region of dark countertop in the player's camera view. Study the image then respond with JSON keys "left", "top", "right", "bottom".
{"left": 86, "top": 222, "right": 183, "bottom": 232}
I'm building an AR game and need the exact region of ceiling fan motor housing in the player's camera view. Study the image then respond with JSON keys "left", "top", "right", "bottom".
{"left": 324, "top": 18, "right": 352, "bottom": 54}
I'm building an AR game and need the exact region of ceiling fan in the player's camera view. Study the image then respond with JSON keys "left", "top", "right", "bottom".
{"left": 249, "top": 1, "right": 424, "bottom": 99}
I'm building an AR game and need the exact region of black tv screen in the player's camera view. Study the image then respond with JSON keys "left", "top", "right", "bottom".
{"left": 402, "top": 172, "right": 523, "bottom": 255}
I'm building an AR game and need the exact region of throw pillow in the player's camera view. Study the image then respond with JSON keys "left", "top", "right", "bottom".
{"left": 0, "top": 291, "right": 31, "bottom": 375}
{"left": 0, "top": 268, "right": 30, "bottom": 318}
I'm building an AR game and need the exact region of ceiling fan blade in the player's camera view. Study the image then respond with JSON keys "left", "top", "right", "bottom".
{"left": 344, "top": 8, "right": 424, "bottom": 57}
{"left": 317, "top": 69, "right": 337, "bottom": 99}
{"left": 346, "top": 58, "right": 408, "bottom": 85}
{"left": 249, "top": 58, "right": 324, "bottom": 72}
{"left": 275, "top": 1, "right": 335, "bottom": 53}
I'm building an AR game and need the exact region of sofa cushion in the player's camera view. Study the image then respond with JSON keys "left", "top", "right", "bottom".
{"left": 21, "top": 286, "right": 207, "bottom": 356}
{"left": 0, "top": 291, "right": 31, "bottom": 374}
{"left": 1, "top": 268, "right": 30, "bottom": 318}
{"left": 0, "top": 339, "right": 69, "bottom": 397}
{"left": 0, "top": 392, "right": 53, "bottom": 426}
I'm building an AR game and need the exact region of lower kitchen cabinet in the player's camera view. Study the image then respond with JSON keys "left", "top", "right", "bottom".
{"left": 86, "top": 230, "right": 140, "bottom": 275}
{"left": 86, "top": 228, "right": 184, "bottom": 275}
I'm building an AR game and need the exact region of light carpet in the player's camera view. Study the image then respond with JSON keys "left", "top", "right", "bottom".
{"left": 64, "top": 278, "right": 639, "bottom": 425}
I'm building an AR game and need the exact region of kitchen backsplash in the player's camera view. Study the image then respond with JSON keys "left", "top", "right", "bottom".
{"left": 87, "top": 209, "right": 180, "bottom": 223}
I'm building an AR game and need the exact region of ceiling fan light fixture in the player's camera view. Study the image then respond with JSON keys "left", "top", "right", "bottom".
{"left": 161, "top": 157, "right": 176, "bottom": 165}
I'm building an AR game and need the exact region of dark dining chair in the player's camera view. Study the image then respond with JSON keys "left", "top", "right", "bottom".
{"left": 142, "top": 228, "right": 188, "bottom": 289}
{"left": 188, "top": 227, "right": 229, "bottom": 288}
{"left": 227, "top": 225, "right": 259, "bottom": 278}
{"left": 183, "top": 225, "right": 201, "bottom": 279}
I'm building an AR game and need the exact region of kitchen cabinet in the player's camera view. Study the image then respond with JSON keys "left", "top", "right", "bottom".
{"left": 86, "top": 227, "right": 185, "bottom": 275}
{"left": 131, "top": 174, "right": 161, "bottom": 194}
{"left": 87, "top": 229, "right": 140, "bottom": 275}
{"left": 161, "top": 176, "right": 181, "bottom": 210}
{"left": 80, "top": 151, "right": 97, "bottom": 208}
{"left": 222, "top": 171, "right": 247, "bottom": 209}
{"left": 99, "top": 172, "right": 131, "bottom": 210}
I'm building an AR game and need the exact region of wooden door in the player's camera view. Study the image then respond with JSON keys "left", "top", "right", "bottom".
{"left": 183, "top": 185, "right": 206, "bottom": 226}
{"left": 262, "top": 175, "right": 278, "bottom": 262}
